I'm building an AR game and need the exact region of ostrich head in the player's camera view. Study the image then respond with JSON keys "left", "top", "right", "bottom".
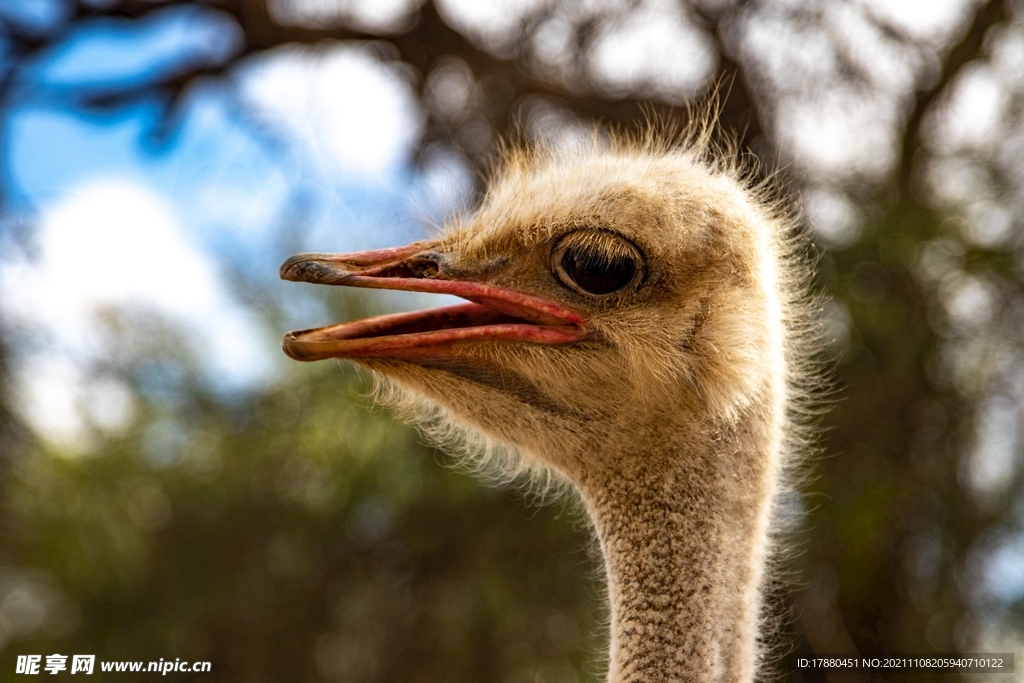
{"left": 281, "top": 132, "right": 812, "bottom": 683}
{"left": 283, "top": 137, "right": 793, "bottom": 481}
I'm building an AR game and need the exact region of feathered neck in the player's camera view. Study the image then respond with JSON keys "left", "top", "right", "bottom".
{"left": 573, "top": 393, "right": 783, "bottom": 683}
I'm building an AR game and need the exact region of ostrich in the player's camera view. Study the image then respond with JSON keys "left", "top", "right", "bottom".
{"left": 280, "top": 129, "right": 818, "bottom": 683}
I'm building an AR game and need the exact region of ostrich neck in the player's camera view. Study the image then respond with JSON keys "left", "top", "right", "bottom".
{"left": 575, "top": 406, "right": 781, "bottom": 683}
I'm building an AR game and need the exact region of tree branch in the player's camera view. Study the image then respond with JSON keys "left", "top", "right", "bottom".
{"left": 897, "top": 0, "right": 1010, "bottom": 190}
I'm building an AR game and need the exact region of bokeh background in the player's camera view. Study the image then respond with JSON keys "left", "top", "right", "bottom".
{"left": 1, "top": 0, "right": 1023, "bottom": 681}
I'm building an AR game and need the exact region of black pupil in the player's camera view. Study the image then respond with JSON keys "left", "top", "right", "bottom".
{"left": 561, "top": 247, "right": 636, "bottom": 295}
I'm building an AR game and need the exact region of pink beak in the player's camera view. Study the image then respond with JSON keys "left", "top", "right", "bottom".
{"left": 280, "top": 242, "right": 589, "bottom": 362}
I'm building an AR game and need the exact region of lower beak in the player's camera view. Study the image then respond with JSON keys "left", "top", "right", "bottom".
{"left": 279, "top": 243, "right": 589, "bottom": 362}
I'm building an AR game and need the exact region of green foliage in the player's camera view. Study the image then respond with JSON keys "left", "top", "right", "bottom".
{"left": 0, "top": 327, "right": 603, "bottom": 682}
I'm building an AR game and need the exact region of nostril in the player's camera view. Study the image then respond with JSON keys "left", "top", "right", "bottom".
{"left": 372, "top": 253, "right": 442, "bottom": 279}
{"left": 406, "top": 257, "right": 440, "bottom": 278}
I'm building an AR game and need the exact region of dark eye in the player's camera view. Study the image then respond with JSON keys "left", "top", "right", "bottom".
{"left": 552, "top": 230, "right": 645, "bottom": 297}
{"left": 559, "top": 247, "right": 636, "bottom": 295}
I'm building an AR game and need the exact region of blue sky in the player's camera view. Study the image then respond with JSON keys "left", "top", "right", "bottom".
{"left": 0, "top": 7, "right": 470, "bottom": 450}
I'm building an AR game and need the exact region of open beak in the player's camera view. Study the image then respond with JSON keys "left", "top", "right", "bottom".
{"left": 280, "top": 242, "right": 589, "bottom": 362}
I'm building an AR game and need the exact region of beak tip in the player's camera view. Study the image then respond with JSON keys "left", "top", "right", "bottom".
{"left": 281, "top": 333, "right": 309, "bottom": 362}
{"left": 279, "top": 255, "right": 299, "bottom": 281}
{"left": 279, "top": 254, "right": 309, "bottom": 281}
{"left": 280, "top": 254, "right": 344, "bottom": 284}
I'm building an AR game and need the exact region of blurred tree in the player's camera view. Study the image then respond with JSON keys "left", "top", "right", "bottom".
{"left": 2, "top": 0, "right": 1024, "bottom": 681}
{"left": 0, "top": 310, "right": 602, "bottom": 682}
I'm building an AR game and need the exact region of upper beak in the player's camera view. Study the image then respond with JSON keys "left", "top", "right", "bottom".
{"left": 280, "top": 242, "right": 589, "bottom": 362}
